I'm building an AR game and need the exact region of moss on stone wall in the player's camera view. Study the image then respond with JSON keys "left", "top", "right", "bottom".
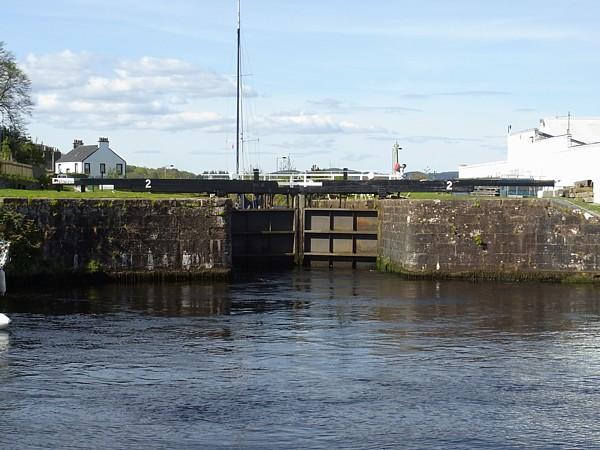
{"left": 0, "top": 207, "right": 43, "bottom": 274}
{"left": 0, "top": 197, "right": 232, "bottom": 282}
{"left": 378, "top": 198, "right": 600, "bottom": 282}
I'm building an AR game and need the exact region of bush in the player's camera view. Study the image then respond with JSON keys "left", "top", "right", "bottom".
{"left": 0, "top": 208, "right": 42, "bottom": 273}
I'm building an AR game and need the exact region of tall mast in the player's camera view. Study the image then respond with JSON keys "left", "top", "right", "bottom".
{"left": 236, "top": 0, "right": 241, "bottom": 175}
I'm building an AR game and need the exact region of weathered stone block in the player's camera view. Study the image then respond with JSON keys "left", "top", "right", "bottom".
{"left": 0, "top": 198, "right": 232, "bottom": 278}
{"left": 378, "top": 198, "right": 600, "bottom": 280}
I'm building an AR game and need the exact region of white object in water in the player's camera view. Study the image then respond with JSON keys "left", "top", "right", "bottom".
{"left": 0, "top": 313, "right": 10, "bottom": 330}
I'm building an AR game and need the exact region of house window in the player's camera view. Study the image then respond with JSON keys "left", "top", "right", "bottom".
{"left": 100, "top": 163, "right": 106, "bottom": 174}
{"left": 57, "top": 164, "right": 61, "bottom": 173}
{"left": 84, "top": 163, "right": 90, "bottom": 174}
{"left": 116, "top": 163, "right": 123, "bottom": 175}
{"left": 74, "top": 163, "right": 78, "bottom": 173}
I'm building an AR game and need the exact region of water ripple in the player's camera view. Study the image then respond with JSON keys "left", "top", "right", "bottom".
{"left": 1, "top": 270, "right": 600, "bottom": 448}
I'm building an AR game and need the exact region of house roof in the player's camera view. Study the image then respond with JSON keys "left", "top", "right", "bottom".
{"left": 56, "top": 145, "right": 98, "bottom": 163}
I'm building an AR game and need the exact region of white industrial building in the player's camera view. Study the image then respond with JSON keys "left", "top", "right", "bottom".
{"left": 459, "top": 116, "right": 600, "bottom": 201}
{"left": 55, "top": 138, "right": 126, "bottom": 178}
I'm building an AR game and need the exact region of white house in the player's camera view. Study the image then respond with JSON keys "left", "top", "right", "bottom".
{"left": 459, "top": 116, "right": 600, "bottom": 201}
{"left": 55, "top": 137, "right": 126, "bottom": 178}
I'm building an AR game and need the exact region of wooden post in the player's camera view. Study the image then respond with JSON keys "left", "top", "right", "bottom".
{"left": 296, "top": 194, "right": 305, "bottom": 266}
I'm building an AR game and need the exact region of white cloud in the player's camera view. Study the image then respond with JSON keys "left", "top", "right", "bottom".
{"left": 36, "top": 98, "right": 228, "bottom": 131}
{"left": 22, "top": 50, "right": 94, "bottom": 89}
{"left": 23, "top": 50, "right": 244, "bottom": 130}
{"left": 400, "top": 135, "right": 483, "bottom": 144}
{"left": 256, "top": 112, "right": 390, "bottom": 135}
{"left": 368, "top": 135, "right": 483, "bottom": 145}
{"left": 118, "top": 56, "right": 198, "bottom": 76}
{"left": 269, "top": 137, "right": 336, "bottom": 149}
{"left": 144, "top": 111, "right": 227, "bottom": 131}
{"left": 79, "top": 57, "right": 243, "bottom": 100}
{"left": 308, "top": 98, "right": 423, "bottom": 114}
{"left": 202, "top": 111, "right": 392, "bottom": 136}
{"left": 23, "top": 51, "right": 391, "bottom": 138}
{"left": 308, "top": 98, "right": 344, "bottom": 109}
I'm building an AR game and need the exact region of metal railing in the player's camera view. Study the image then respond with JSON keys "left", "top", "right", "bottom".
{"left": 199, "top": 170, "right": 401, "bottom": 186}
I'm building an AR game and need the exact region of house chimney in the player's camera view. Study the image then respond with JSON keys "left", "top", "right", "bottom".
{"left": 98, "top": 137, "right": 109, "bottom": 150}
{"left": 73, "top": 139, "right": 83, "bottom": 149}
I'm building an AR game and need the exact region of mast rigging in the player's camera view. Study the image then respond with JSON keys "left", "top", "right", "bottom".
{"left": 236, "top": 0, "right": 241, "bottom": 175}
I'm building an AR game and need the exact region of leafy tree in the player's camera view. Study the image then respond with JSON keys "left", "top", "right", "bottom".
{"left": 126, "top": 164, "right": 197, "bottom": 179}
{"left": 1, "top": 136, "right": 10, "bottom": 161}
{"left": 0, "top": 126, "right": 25, "bottom": 162}
{"left": 0, "top": 126, "right": 47, "bottom": 167}
{"left": 0, "top": 42, "right": 33, "bottom": 132}
{"left": 13, "top": 140, "right": 44, "bottom": 166}
{"left": 407, "top": 171, "right": 428, "bottom": 180}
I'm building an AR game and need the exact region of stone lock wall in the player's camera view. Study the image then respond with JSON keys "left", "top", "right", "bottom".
{"left": 378, "top": 199, "right": 600, "bottom": 280}
{"left": 0, "top": 198, "right": 232, "bottom": 278}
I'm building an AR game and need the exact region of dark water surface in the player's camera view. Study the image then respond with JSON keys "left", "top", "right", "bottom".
{"left": 1, "top": 269, "right": 600, "bottom": 449}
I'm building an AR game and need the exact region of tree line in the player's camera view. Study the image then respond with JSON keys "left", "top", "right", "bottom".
{"left": 0, "top": 41, "right": 52, "bottom": 172}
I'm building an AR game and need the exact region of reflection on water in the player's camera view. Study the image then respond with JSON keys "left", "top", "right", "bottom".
{"left": 1, "top": 269, "right": 600, "bottom": 449}
{"left": 0, "top": 332, "right": 9, "bottom": 383}
{"left": 0, "top": 332, "right": 8, "bottom": 354}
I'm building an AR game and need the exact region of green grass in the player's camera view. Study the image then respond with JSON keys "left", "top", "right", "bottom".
{"left": 400, "top": 192, "right": 455, "bottom": 199}
{"left": 0, "top": 189, "right": 468, "bottom": 201}
{"left": 568, "top": 199, "right": 600, "bottom": 214}
{"left": 399, "top": 192, "right": 504, "bottom": 200}
{"left": 0, "top": 189, "right": 209, "bottom": 199}
{"left": 400, "top": 193, "right": 540, "bottom": 201}
{"left": 0, "top": 188, "right": 551, "bottom": 203}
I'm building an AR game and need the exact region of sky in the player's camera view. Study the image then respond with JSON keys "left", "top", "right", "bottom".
{"left": 3, "top": 0, "right": 599, "bottom": 174}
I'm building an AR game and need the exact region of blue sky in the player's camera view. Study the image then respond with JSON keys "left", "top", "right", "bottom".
{"left": 3, "top": 0, "right": 599, "bottom": 173}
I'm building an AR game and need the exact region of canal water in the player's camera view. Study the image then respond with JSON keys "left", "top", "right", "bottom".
{"left": 1, "top": 269, "right": 600, "bottom": 449}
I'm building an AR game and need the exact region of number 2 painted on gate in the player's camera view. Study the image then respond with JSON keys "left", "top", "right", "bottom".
{"left": 145, "top": 179, "right": 152, "bottom": 189}
{"left": 446, "top": 180, "right": 453, "bottom": 191}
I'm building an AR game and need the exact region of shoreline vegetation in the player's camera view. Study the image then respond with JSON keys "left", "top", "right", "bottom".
{"left": 0, "top": 188, "right": 211, "bottom": 199}
{"left": 5, "top": 268, "right": 232, "bottom": 288}
{"left": 376, "top": 257, "right": 600, "bottom": 284}
{"left": 2, "top": 187, "right": 597, "bottom": 215}
{"left": 0, "top": 188, "right": 457, "bottom": 199}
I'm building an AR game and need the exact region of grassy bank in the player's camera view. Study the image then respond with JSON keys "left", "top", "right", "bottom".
{"left": 568, "top": 199, "right": 600, "bottom": 215}
{"left": 0, "top": 189, "right": 479, "bottom": 201}
{"left": 399, "top": 192, "right": 456, "bottom": 199}
{"left": 0, "top": 188, "right": 208, "bottom": 199}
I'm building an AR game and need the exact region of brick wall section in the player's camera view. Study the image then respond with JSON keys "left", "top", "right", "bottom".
{"left": 378, "top": 199, "right": 600, "bottom": 279}
{"left": 0, "top": 198, "right": 232, "bottom": 277}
